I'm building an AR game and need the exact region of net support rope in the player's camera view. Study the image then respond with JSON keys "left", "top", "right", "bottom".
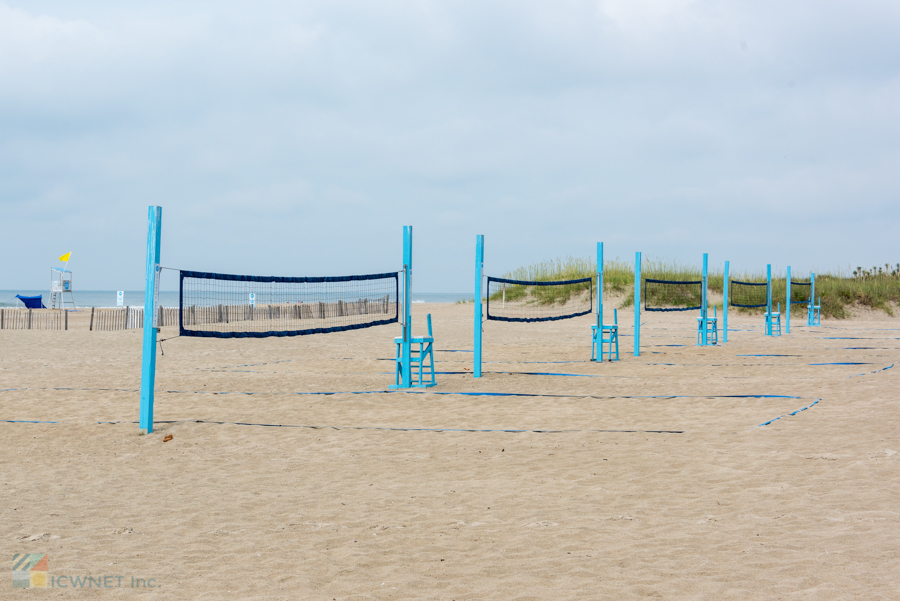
{"left": 486, "top": 276, "right": 592, "bottom": 323}
{"left": 179, "top": 270, "right": 399, "bottom": 338}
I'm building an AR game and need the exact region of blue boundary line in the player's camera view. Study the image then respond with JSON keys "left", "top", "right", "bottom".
{"left": 2, "top": 389, "right": 817, "bottom": 432}
{"left": 91, "top": 420, "right": 684, "bottom": 434}
{"left": 809, "top": 362, "right": 871, "bottom": 366}
{"left": 449, "top": 371, "right": 608, "bottom": 378}
{"left": 820, "top": 337, "right": 900, "bottom": 340}
{"left": 754, "top": 399, "right": 820, "bottom": 428}
{"left": 4, "top": 386, "right": 805, "bottom": 401}
{"left": 819, "top": 326, "right": 900, "bottom": 331}
{"left": 202, "top": 359, "right": 295, "bottom": 370}
{"left": 848, "top": 363, "right": 894, "bottom": 378}
{"left": 161, "top": 390, "right": 807, "bottom": 401}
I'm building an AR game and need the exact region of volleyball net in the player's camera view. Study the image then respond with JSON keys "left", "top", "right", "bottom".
{"left": 729, "top": 280, "right": 768, "bottom": 308}
{"left": 643, "top": 279, "right": 703, "bottom": 312}
{"left": 179, "top": 270, "right": 399, "bottom": 338}
{"left": 789, "top": 280, "right": 811, "bottom": 305}
{"left": 485, "top": 276, "right": 592, "bottom": 322}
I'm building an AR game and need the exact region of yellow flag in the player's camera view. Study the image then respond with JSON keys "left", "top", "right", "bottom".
{"left": 59, "top": 252, "right": 71, "bottom": 262}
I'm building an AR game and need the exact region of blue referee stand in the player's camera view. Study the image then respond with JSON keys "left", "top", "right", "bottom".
{"left": 391, "top": 226, "right": 435, "bottom": 388}
{"left": 764, "top": 264, "right": 782, "bottom": 336}
{"left": 139, "top": 206, "right": 162, "bottom": 434}
{"left": 591, "top": 242, "right": 619, "bottom": 361}
{"left": 808, "top": 273, "right": 821, "bottom": 326}
{"left": 696, "top": 253, "right": 717, "bottom": 345}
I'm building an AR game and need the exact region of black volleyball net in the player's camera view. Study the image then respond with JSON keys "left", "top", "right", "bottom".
{"left": 179, "top": 270, "right": 399, "bottom": 338}
{"left": 643, "top": 279, "right": 703, "bottom": 312}
{"left": 789, "top": 280, "right": 811, "bottom": 305}
{"left": 486, "top": 276, "right": 593, "bottom": 322}
{"left": 729, "top": 280, "right": 769, "bottom": 308}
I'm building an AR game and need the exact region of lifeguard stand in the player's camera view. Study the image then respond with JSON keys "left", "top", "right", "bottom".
{"left": 50, "top": 268, "right": 76, "bottom": 309}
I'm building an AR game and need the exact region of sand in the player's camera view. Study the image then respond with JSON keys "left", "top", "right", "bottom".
{"left": 1, "top": 305, "right": 898, "bottom": 599}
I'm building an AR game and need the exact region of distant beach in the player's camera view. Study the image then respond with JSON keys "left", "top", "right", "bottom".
{"left": 0, "top": 290, "right": 471, "bottom": 308}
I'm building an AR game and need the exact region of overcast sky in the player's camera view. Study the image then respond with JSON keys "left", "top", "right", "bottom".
{"left": 2, "top": 0, "right": 899, "bottom": 291}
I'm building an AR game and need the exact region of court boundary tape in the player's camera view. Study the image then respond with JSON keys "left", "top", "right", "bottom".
{"left": 0, "top": 416, "right": 683, "bottom": 434}
{"left": 3, "top": 386, "right": 804, "bottom": 401}
{"left": 848, "top": 363, "right": 894, "bottom": 378}
{"left": 101, "top": 419, "right": 686, "bottom": 434}
{"left": 754, "top": 399, "right": 820, "bottom": 428}
{"left": 0, "top": 389, "right": 825, "bottom": 431}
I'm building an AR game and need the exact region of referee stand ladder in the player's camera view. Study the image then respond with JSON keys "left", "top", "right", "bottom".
{"left": 808, "top": 298, "right": 821, "bottom": 326}
{"left": 697, "top": 306, "right": 718, "bottom": 345}
{"left": 592, "top": 309, "right": 620, "bottom": 362}
{"left": 766, "top": 303, "right": 782, "bottom": 336}
{"left": 808, "top": 273, "right": 821, "bottom": 326}
{"left": 394, "top": 314, "right": 436, "bottom": 388}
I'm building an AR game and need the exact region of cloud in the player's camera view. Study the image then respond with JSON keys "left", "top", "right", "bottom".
{"left": 1, "top": 0, "right": 899, "bottom": 291}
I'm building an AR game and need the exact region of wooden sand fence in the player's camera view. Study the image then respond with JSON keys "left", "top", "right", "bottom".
{"left": 90, "top": 307, "right": 179, "bottom": 331}
{"left": 85, "top": 296, "right": 392, "bottom": 331}
{"left": 0, "top": 309, "right": 68, "bottom": 330}
{"left": 182, "top": 296, "right": 394, "bottom": 327}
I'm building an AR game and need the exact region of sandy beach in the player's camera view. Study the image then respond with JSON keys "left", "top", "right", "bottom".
{"left": 2, "top": 304, "right": 898, "bottom": 599}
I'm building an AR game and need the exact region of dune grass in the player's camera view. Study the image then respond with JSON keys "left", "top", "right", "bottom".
{"left": 495, "top": 257, "right": 900, "bottom": 318}
{"left": 492, "top": 258, "right": 594, "bottom": 306}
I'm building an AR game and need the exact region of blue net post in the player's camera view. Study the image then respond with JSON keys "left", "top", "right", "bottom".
{"left": 809, "top": 272, "right": 816, "bottom": 326}
{"left": 597, "top": 242, "right": 603, "bottom": 331}
{"left": 139, "top": 206, "right": 162, "bottom": 434}
{"left": 593, "top": 242, "right": 603, "bottom": 362}
{"left": 699, "top": 253, "right": 708, "bottom": 345}
{"left": 474, "top": 235, "right": 484, "bottom": 378}
{"left": 634, "top": 251, "right": 641, "bottom": 357}
{"left": 723, "top": 260, "right": 729, "bottom": 343}
{"left": 401, "top": 226, "right": 413, "bottom": 387}
{"left": 766, "top": 264, "right": 773, "bottom": 336}
{"left": 786, "top": 265, "right": 791, "bottom": 334}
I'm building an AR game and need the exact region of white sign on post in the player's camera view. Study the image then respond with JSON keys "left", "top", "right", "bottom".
{"left": 152, "top": 264, "right": 161, "bottom": 328}
{"left": 249, "top": 293, "right": 256, "bottom": 307}
{"left": 117, "top": 291, "right": 124, "bottom": 307}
